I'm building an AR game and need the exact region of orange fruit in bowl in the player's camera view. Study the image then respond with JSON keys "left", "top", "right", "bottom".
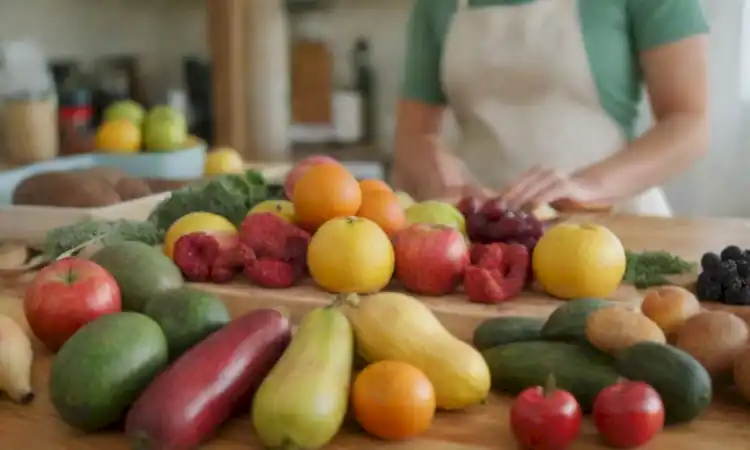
{"left": 292, "top": 163, "right": 362, "bottom": 231}
{"left": 357, "top": 190, "right": 406, "bottom": 236}
{"left": 307, "top": 216, "right": 394, "bottom": 293}
{"left": 352, "top": 360, "right": 436, "bottom": 441}
{"left": 204, "top": 147, "right": 245, "bottom": 176}
{"left": 95, "top": 119, "right": 142, "bottom": 153}
{"left": 359, "top": 179, "right": 392, "bottom": 196}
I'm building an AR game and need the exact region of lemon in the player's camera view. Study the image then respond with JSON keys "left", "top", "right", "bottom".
{"left": 163, "top": 212, "right": 238, "bottom": 259}
{"left": 248, "top": 200, "right": 296, "bottom": 223}
{"left": 205, "top": 147, "right": 245, "bottom": 176}
{"left": 95, "top": 119, "right": 142, "bottom": 153}
{"left": 405, "top": 201, "right": 466, "bottom": 235}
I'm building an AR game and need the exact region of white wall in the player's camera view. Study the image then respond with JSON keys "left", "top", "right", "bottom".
{"left": 0, "top": 0, "right": 208, "bottom": 99}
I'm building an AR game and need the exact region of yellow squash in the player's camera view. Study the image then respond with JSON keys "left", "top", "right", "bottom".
{"left": 342, "top": 292, "right": 490, "bottom": 410}
{"left": 251, "top": 306, "right": 353, "bottom": 449}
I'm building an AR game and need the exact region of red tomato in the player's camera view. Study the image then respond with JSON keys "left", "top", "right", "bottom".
{"left": 24, "top": 257, "right": 121, "bottom": 352}
{"left": 509, "top": 378, "right": 582, "bottom": 450}
{"left": 593, "top": 381, "right": 664, "bottom": 448}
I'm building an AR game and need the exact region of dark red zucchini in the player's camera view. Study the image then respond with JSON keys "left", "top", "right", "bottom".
{"left": 125, "top": 308, "right": 291, "bottom": 449}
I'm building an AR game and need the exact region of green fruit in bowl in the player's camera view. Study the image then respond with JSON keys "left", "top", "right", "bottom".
{"left": 103, "top": 100, "right": 145, "bottom": 128}
{"left": 143, "top": 106, "right": 188, "bottom": 152}
{"left": 405, "top": 201, "right": 466, "bottom": 235}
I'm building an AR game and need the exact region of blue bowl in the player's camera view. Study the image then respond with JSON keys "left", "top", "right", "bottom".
{"left": 0, "top": 142, "right": 207, "bottom": 206}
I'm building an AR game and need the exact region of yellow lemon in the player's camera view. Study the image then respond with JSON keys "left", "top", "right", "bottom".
{"left": 163, "top": 212, "right": 238, "bottom": 259}
{"left": 248, "top": 200, "right": 296, "bottom": 223}
{"left": 95, "top": 119, "right": 142, "bottom": 153}
{"left": 204, "top": 147, "right": 245, "bottom": 176}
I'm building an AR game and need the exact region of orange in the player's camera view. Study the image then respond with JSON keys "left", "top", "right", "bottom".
{"left": 292, "top": 163, "right": 361, "bottom": 231}
{"left": 357, "top": 190, "right": 406, "bottom": 236}
{"left": 307, "top": 216, "right": 394, "bottom": 293}
{"left": 95, "top": 119, "right": 142, "bottom": 153}
{"left": 359, "top": 179, "right": 393, "bottom": 196}
{"left": 163, "top": 212, "right": 238, "bottom": 259}
{"left": 352, "top": 360, "right": 436, "bottom": 441}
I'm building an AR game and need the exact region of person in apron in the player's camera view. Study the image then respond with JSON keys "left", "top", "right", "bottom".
{"left": 393, "top": 0, "right": 709, "bottom": 217}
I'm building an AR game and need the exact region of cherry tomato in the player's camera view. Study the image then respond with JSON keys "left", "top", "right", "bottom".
{"left": 509, "top": 376, "right": 582, "bottom": 450}
{"left": 593, "top": 381, "right": 665, "bottom": 448}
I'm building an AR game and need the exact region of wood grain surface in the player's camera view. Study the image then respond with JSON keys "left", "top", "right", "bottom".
{"left": 1, "top": 214, "right": 750, "bottom": 449}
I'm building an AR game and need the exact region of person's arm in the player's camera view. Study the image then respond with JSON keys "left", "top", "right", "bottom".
{"left": 574, "top": 0, "right": 709, "bottom": 203}
{"left": 394, "top": 0, "right": 468, "bottom": 200}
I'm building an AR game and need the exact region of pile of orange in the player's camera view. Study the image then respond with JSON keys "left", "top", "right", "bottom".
{"left": 291, "top": 162, "right": 406, "bottom": 236}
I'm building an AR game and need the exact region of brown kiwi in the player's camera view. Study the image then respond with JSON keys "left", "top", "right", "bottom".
{"left": 142, "top": 178, "right": 198, "bottom": 193}
{"left": 114, "top": 178, "right": 152, "bottom": 201}
{"left": 733, "top": 346, "right": 750, "bottom": 402}
{"left": 12, "top": 171, "right": 121, "bottom": 207}
{"left": 585, "top": 306, "right": 666, "bottom": 354}
{"left": 78, "top": 166, "right": 129, "bottom": 185}
{"left": 675, "top": 311, "right": 749, "bottom": 377}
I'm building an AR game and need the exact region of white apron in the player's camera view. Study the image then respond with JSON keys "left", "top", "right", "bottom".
{"left": 442, "top": 0, "right": 673, "bottom": 217}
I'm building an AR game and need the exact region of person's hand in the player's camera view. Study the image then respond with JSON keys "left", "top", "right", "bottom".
{"left": 498, "top": 166, "right": 610, "bottom": 211}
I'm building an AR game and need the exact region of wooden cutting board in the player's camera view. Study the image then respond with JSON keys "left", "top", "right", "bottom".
{"left": 291, "top": 40, "right": 333, "bottom": 124}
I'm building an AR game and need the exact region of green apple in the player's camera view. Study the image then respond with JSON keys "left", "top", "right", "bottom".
{"left": 143, "top": 106, "right": 188, "bottom": 152}
{"left": 405, "top": 201, "right": 466, "bottom": 235}
{"left": 103, "top": 100, "right": 145, "bottom": 128}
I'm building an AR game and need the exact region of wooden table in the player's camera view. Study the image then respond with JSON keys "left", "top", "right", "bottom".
{"left": 2, "top": 215, "right": 750, "bottom": 449}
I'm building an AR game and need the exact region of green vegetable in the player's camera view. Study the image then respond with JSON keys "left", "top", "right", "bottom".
{"left": 42, "top": 219, "right": 163, "bottom": 260}
{"left": 49, "top": 312, "right": 169, "bottom": 431}
{"left": 623, "top": 250, "right": 695, "bottom": 288}
{"left": 41, "top": 170, "right": 275, "bottom": 261}
{"left": 482, "top": 341, "right": 620, "bottom": 412}
{"left": 147, "top": 170, "right": 270, "bottom": 231}
{"left": 616, "top": 341, "right": 711, "bottom": 424}
{"left": 472, "top": 317, "right": 545, "bottom": 351}
{"left": 89, "top": 242, "right": 184, "bottom": 312}
{"left": 540, "top": 298, "right": 613, "bottom": 342}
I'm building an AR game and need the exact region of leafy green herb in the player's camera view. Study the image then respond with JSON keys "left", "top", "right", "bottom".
{"left": 623, "top": 250, "right": 696, "bottom": 289}
{"left": 42, "top": 219, "right": 163, "bottom": 260}
{"left": 147, "top": 170, "right": 270, "bottom": 231}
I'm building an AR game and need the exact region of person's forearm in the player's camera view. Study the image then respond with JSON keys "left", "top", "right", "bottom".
{"left": 574, "top": 112, "right": 708, "bottom": 203}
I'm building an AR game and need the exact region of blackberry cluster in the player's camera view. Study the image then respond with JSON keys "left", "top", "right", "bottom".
{"left": 696, "top": 245, "right": 750, "bottom": 305}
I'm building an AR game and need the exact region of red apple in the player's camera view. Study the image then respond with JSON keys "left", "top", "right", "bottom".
{"left": 24, "top": 257, "right": 121, "bottom": 352}
{"left": 284, "top": 155, "right": 339, "bottom": 199}
{"left": 393, "top": 224, "right": 470, "bottom": 296}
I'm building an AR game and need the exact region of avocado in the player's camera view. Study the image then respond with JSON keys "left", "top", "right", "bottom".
{"left": 89, "top": 241, "right": 184, "bottom": 312}
{"left": 49, "top": 312, "right": 169, "bottom": 431}
{"left": 144, "top": 286, "right": 231, "bottom": 359}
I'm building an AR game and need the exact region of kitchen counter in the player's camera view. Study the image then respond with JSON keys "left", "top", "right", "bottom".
{"left": 1, "top": 214, "right": 750, "bottom": 449}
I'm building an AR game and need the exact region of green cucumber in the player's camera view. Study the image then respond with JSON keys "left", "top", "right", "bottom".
{"left": 541, "top": 298, "right": 613, "bottom": 341}
{"left": 616, "top": 341, "right": 712, "bottom": 424}
{"left": 482, "top": 341, "right": 619, "bottom": 412}
{"left": 472, "top": 317, "right": 545, "bottom": 350}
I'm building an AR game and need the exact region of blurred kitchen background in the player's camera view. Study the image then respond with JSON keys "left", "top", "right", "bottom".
{"left": 0, "top": 0, "right": 749, "bottom": 217}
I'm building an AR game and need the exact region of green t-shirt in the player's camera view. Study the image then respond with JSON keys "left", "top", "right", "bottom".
{"left": 401, "top": 0, "right": 709, "bottom": 139}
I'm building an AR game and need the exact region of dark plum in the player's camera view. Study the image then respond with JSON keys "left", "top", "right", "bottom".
{"left": 486, "top": 213, "right": 524, "bottom": 241}
{"left": 520, "top": 213, "right": 544, "bottom": 239}
{"left": 456, "top": 196, "right": 483, "bottom": 217}
{"left": 466, "top": 213, "right": 490, "bottom": 243}
{"left": 480, "top": 197, "right": 508, "bottom": 221}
